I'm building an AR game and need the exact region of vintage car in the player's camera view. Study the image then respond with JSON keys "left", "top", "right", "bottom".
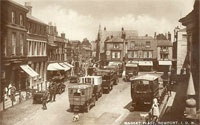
{"left": 103, "top": 66, "right": 119, "bottom": 85}
{"left": 96, "top": 69, "right": 114, "bottom": 93}
{"left": 69, "top": 75, "right": 79, "bottom": 84}
{"left": 125, "top": 62, "right": 139, "bottom": 81}
{"left": 130, "top": 74, "right": 159, "bottom": 108}
{"left": 33, "top": 91, "right": 49, "bottom": 104}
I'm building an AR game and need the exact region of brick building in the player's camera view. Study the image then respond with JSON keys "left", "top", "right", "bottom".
{"left": 179, "top": 0, "right": 199, "bottom": 113}
{"left": 25, "top": 2, "right": 48, "bottom": 91}
{"left": 157, "top": 40, "right": 173, "bottom": 72}
{"left": 1, "top": 0, "right": 32, "bottom": 100}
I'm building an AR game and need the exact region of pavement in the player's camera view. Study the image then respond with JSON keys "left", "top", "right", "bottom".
{"left": 160, "top": 76, "right": 188, "bottom": 122}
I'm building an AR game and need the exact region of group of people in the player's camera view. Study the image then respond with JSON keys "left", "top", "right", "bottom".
{"left": 4, "top": 83, "right": 16, "bottom": 102}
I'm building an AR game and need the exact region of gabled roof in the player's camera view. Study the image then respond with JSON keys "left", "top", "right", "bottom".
{"left": 105, "top": 37, "right": 124, "bottom": 43}
{"left": 157, "top": 40, "right": 173, "bottom": 47}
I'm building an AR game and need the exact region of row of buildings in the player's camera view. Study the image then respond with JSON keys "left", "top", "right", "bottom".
{"left": 94, "top": 26, "right": 173, "bottom": 72}
{"left": 0, "top": 0, "right": 92, "bottom": 103}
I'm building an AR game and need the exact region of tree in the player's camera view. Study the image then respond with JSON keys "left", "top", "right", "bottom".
{"left": 156, "top": 34, "right": 167, "bottom": 40}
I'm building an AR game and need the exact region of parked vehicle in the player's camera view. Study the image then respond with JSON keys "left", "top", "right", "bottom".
{"left": 79, "top": 76, "right": 103, "bottom": 100}
{"left": 125, "top": 62, "right": 139, "bottom": 81}
{"left": 56, "top": 83, "right": 66, "bottom": 94}
{"left": 51, "top": 76, "right": 66, "bottom": 94}
{"left": 130, "top": 74, "right": 159, "bottom": 108}
{"left": 33, "top": 91, "right": 49, "bottom": 104}
{"left": 87, "top": 67, "right": 96, "bottom": 76}
{"left": 103, "top": 66, "right": 119, "bottom": 85}
{"left": 68, "top": 84, "right": 96, "bottom": 112}
{"left": 108, "top": 61, "right": 123, "bottom": 77}
{"left": 69, "top": 75, "right": 79, "bottom": 84}
{"left": 96, "top": 69, "right": 114, "bottom": 93}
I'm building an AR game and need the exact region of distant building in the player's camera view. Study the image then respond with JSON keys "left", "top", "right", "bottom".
{"left": 96, "top": 25, "right": 138, "bottom": 66}
{"left": 157, "top": 40, "right": 173, "bottom": 72}
{"left": 127, "top": 35, "right": 157, "bottom": 71}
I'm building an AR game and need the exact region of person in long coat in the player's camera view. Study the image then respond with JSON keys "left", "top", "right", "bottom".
{"left": 41, "top": 91, "right": 48, "bottom": 110}
{"left": 52, "top": 83, "right": 57, "bottom": 101}
{"left": 150, "top": 98, "right": 160, "bottom": 122}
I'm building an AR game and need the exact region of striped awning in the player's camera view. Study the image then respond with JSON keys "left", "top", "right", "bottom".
{"left": 20, "top": 65, "right": 39, "bottom": 77}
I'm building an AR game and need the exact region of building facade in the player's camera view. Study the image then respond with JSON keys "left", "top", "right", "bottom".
{"left": 174, "top": 28, "right": 187, "bottom": 74}
{"left": 157, "top": 40, "right": 173, "bottom": 72}
{"left": 179, "top": 0, "right": 199, "bottom": 112}
{"left": 25, "top": 2, "right": 48, "bottom": 91}
{"left": 1, "top": 0, "right": 29, "bottom": 98}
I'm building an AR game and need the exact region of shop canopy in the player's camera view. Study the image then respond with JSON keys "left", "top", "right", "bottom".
{"left": 139, "top": 61, "right": 153, "bottom": 66}
{"left": 126, "top": 63, "right": 138, "bottom": 67}
{"left": 59, "top": 63, "right": 70, "bottom": 71}
{"left": 64, "top": 62, "right": 74, "bottom": 68}
{"left": 47, "top": 63, "right": 66, "bottom": 71}
{"left": 108, "top": 61, "right": 122, "bottom": 66}
{"left": 159, "top": 61, "right": 172, "bottom": 66}
{"left": 20, "top": 65, "right": 39, "bottom": 77}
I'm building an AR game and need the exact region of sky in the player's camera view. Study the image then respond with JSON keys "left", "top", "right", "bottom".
{"left": 14, "top": 0, "right": 194, "bottom": 41}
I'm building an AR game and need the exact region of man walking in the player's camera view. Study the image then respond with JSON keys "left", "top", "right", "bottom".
{"left": 48, "top": 83, "right": 53, "bottom": 102}
{"left": 52, "top": 82, "right": 57, "bottom": 101}
{"left": 42, "top": 91, "right": 48, "bottom": 110}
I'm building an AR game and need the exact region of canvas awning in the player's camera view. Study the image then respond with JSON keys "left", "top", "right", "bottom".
{"left": 126, "top": 63, "right": 138, "bottom": 67}
{"left": 139, "top": 61, "right": 153, "bottom": 66}
{"left": 159, "top": 61, "right": 172, "bottom": 66}
{"left": 20, "top": 65, "right": 39, "bottom": 77}
{"left": 59, "top": 63, "right": 70, "bottom": 71}
{"left": 108, "top": 61, "right": 122, "bottom": 66}
{"left": 64, "top": 62, "right": 74, "bottom": 68}
{"left": 47, "top": 63, "right": 66, "bottom": 71}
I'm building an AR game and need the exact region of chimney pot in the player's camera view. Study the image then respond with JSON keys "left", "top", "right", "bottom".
{"left": 25, "top": 2, "right": 32, "bottom": 15}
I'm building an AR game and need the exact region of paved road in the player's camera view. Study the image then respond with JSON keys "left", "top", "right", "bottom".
{"left": 5, "top": 78, "right": 132, "bottom": 125}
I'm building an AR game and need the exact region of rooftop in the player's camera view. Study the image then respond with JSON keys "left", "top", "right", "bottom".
{"left": 157, "top": 40, "right": 173, "bottom": 47}
{"left": 5, "top": 0, "right": 28, "bottom": 11}
{"left": 27, "top": 14, "right": 46, "bottom": 25}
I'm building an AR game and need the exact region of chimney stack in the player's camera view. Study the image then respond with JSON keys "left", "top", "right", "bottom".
{"left": 104, "top": 27, "right": 106, "bottom": 31}
{"left": 25, "top": 2, "right": 32, "bottom": 15}
{"left": 154, "top": 32, "right": 157, "bottom": 39}
{"left": 168, "top": 32, "right": 171, "bottom": 41}
{"left": 61, "top": 33, "right": 65, "bottom": 39}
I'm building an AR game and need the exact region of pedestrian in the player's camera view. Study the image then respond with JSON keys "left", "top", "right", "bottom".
{"left": 150, "top": 98, "right": 160, "bottom": 122}
{"left": 10, "top": 85, "right": 16, "bottom": 102}
{"left": 168, "top": 81, "right": 174, "bottom": 96}
{"left": 8, "top": 83, "right": 12, "bottom": 97}
{"left": 52, "top": 82, "right": 57, "bottom": 101}
{"left": 41, "top": 91, "right": 48, "bottom": 110}
{"left": 4, "top": 87, "right": 8, "bottom": 101}
{"left": 48, "top": 83, "right": 53, "bottom": 102}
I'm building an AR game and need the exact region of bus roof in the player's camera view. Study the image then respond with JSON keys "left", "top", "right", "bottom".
{"left": 130, "top": 74, "right": 158, "bottom": 81}
{"left": 68, "top": 84, "right": 92, "bottom": 89}
{"left": 126, "top": 63, "right": 138, "bottom": 67}
{"left": 79, "top": 76, "right": 102, "bottom": 79}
